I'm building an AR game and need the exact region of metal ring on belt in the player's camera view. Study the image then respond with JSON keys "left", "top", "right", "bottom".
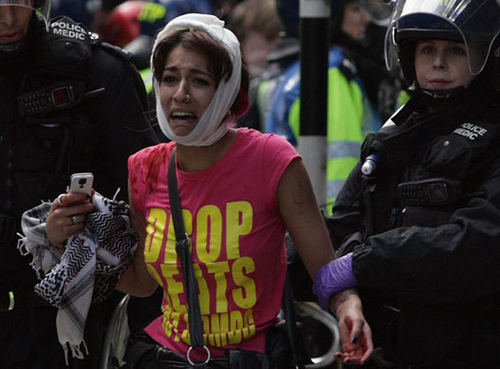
{"left": 186, "top": 345, "right": 211, "bottom": 365}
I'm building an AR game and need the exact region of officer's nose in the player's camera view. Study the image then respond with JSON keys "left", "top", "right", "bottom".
{"left": 433, "top": 51, "right": 447, "bottom": 69}
{"left": 0, "top": 6, "right": 18, "bottom": 27}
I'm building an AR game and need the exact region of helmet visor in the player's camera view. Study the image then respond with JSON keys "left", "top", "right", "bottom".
{"left": 385, "top": 0, "right": 500, "bottom": 75}
{"left": 0, "top": 0, "right": 50, "bottom": 25}
{"left": 361, "top": 0, "right": 396, "bottom": 27}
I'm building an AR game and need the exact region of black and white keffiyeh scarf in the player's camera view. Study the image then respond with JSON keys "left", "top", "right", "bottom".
{"left": 17, "top": 192, "right": 138, "bottom": 362}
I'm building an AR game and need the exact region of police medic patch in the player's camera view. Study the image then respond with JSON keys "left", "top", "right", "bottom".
{"left": 49, "top": 16, "right": 89, "bottom": 42}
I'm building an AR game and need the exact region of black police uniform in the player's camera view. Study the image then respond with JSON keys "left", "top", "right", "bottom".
{"left": 0, "top": 14, "right": 158, "bottom": 369}
{"left": 327, "top": 93, "right": 500, "bottom": 368}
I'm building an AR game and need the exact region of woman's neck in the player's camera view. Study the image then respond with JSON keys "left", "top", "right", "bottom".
{"left": 175, "top": 129, "right": 237, "bottom": 172}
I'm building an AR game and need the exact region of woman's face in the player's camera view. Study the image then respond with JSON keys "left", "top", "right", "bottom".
{"left": 159, "top": 45, "right": 217, "bottom": 136}
{"left": 342, "top": 1, "right": 372, "bottom": 41}
{"left": 0, "top": 5, "right": 32, "bottom": 44}
{"left": 415, "top": 39, "right": 476, "bottom": 90}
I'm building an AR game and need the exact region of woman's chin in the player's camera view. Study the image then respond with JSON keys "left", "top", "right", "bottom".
{"left": 170, "top": 124, "right": 196, "bottom": 137}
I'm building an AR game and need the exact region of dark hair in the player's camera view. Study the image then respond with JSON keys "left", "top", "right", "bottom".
{"left": 152, "top": 28, "right": 249, "bottom": 117}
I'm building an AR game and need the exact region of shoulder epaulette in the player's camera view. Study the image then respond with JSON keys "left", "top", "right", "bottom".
{"left": 94, "top": 41, "right": 133, "bottom": 62}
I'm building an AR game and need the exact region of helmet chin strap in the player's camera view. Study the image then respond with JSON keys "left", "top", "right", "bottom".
{"left": 414, "top": 82, "right": 471, "bottom": 109}
{"left": 0, "top": 39, "right": 25, "bottom": 52}
{"left": 420, "top": 86, "right": 467, "bottom": 100}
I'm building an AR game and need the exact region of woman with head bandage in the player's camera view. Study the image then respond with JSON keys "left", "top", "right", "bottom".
{"left": 150, "top": 13, "right": 246, "bottom": 147}
{"left": 73, "top": 13, "right": 374, "bottom": 367}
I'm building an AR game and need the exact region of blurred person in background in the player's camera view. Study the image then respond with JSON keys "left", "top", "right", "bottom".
{"left": 226, "top": 0, "right": 283, "bottom": 80}
{"left": 249, "top": 0, "right": 398, "bottom": 209}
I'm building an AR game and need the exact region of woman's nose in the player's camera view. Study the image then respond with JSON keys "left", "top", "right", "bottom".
{"left": 173, "top": 81, "right": 189, "bottom": 101}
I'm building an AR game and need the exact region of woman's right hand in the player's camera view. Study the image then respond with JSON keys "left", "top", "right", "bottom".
{"left": 332, "top": 289, "right": 373, "bottom": 365}
{"left": 46, "top": 192, "right": 94, "bottom": 247}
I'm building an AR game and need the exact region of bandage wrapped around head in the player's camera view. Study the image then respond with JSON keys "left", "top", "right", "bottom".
{"left": 151, "top": 13, "right": 242, "bottom": 147}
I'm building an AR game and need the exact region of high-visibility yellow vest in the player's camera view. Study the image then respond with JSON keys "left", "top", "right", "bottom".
{"left": 260, "top": 46, "right": 381, "bottom": 210}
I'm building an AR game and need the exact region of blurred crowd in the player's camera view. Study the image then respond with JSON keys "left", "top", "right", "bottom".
{"left": 53, "top": 0, "right": 404, "bottom": 119}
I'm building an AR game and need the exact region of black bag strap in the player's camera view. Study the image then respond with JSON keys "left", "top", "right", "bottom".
{"left": 168, "top": 148, "right": 205, "bottom": 353}
{"left": 282, "top": 275, "right": 310, "bottom": 369}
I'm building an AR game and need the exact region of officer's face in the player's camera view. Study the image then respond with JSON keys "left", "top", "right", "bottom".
{"left": 415, "top": 39, "right": 476, "bottom": 90}
{"left": 0, "top": 5, "right": 32, "bottom": 44}
{"left": 159, "top": 45, "right": 217, "bottom": 137}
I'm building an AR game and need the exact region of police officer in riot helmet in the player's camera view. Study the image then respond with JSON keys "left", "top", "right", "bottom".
{"left": 390, "top": 1, "right": 500, "bottom": 107}
{"left": 0, "top": 0, "right": 158, "bottom": 368}
{"left": 315, "top": 0, "right": 500, "bottom": 367}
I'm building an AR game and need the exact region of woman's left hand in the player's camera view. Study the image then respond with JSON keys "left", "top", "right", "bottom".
{"left": 332, "top": 289, "right": 373, "bottom": 365}
{"left": 46, "top": 192, "right": 94, "bottom": 247}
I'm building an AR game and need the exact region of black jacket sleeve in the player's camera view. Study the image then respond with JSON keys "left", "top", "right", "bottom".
{"left": 352, "top": 153, "right": 500, "bottom": 305}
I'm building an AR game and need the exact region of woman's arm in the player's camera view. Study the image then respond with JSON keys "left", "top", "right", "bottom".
{"left": 277, "top": 158, "right": 373, "bottom": 364}
{"left": 115, "top": 180, "right": 159, "bottom": 297}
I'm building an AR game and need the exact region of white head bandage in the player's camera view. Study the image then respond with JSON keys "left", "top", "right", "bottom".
{"left": 151, "top": 13, "right": 242, "bottom": 147}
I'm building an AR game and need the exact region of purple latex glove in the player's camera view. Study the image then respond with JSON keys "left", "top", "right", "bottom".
{"left": 312, "top": 253, "right": 357, "bottom": 311}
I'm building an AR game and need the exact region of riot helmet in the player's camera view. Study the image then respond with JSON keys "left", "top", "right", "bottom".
{"left": 385, "top": 0, "right": 500, "bottom": 88}
{"left": 0, "top": 0, "right": 50, "bottom": 27}
{"left": 361, "top": 0, "right": 394, "bottom": 27}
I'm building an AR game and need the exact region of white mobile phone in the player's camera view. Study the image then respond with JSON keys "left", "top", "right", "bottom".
{"left": 69, "top": 172, "right": 94, "bottom": 196}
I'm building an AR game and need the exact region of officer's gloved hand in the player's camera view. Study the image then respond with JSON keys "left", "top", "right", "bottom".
{"left": 312, "top": 253, "right": 357, "bottom": 311}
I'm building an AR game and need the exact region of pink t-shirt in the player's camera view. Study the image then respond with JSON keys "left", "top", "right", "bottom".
{"left": 128, "top": 128, "right": 300, "bottom": 359}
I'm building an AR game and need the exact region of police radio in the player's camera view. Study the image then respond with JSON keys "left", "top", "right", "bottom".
{"left": 398, "top": 178, "right": 462, "bottom": 206}
{"left": 17, "top": 82, "right": 104, "bottom": 116}
{"left": 361, "top": 153, "right": 381, "bottom": 176}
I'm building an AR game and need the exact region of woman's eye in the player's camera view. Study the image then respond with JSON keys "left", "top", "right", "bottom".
{"left": 194, "top": 78, "right": 210, "bottom": 86}
{"left": 162, "top": 75, "right": 177, "bottom": 83}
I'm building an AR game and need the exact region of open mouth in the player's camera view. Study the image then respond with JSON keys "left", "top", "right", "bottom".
{"left": 171, "top": 112, "right": 197, "bottom": 121}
